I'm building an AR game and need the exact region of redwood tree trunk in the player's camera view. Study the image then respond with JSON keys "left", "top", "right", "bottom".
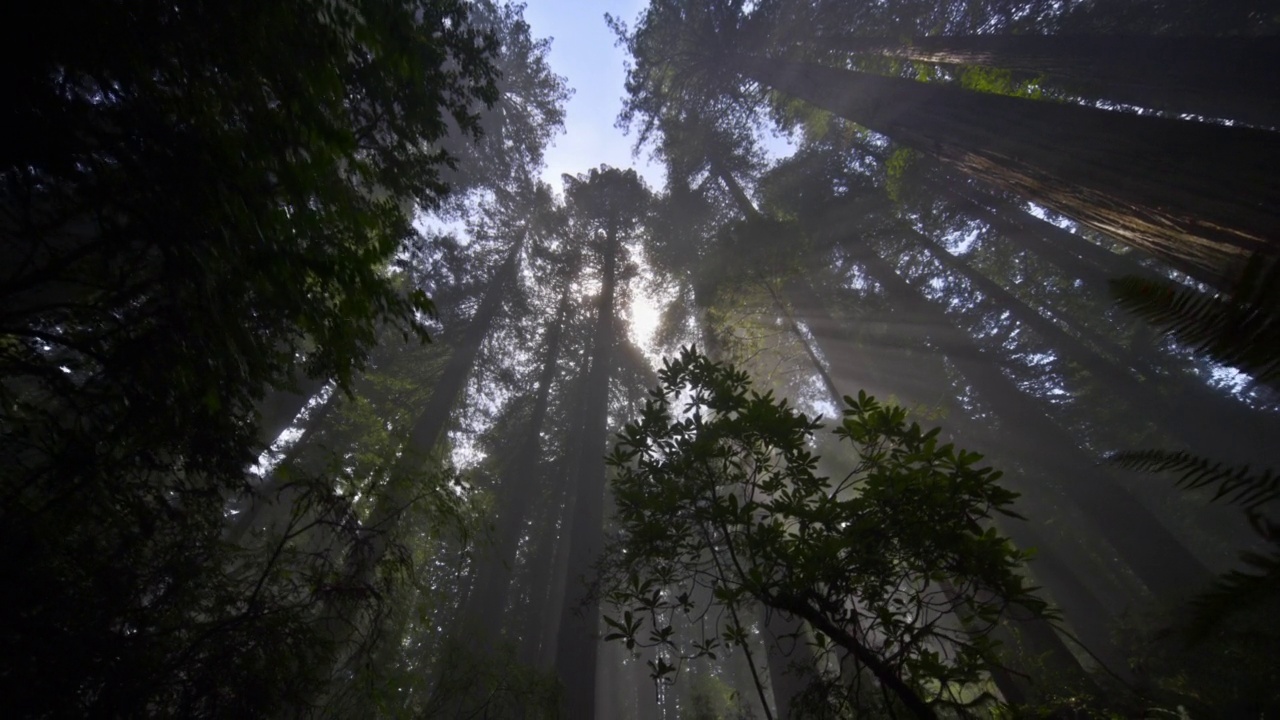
{"left": 311, "top": 237, "right": 522, "bottom": 673}
{"left": 785, "top": 271, "right": 1096, "bottom": 694}
{"left": 851, "top": 239, "right": 1212, "bottom": 600}
{"left": 555, "top": 224, "right": 618, "bottom": 719}
{"left": 395, "top": 239, "right": 522, "bottom": 465}
{"left": 815, "top": 35, "right": 1280, "bottom": 128}
{"left": 465, "top": 286, "right": 571, "bottom": 633}
{"left": 730, "top": 53, "right": 1280, "bottom": 288}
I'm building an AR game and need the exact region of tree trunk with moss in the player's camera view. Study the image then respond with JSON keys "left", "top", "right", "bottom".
{"left": 731, "top": 53, "right": 1280, "bottom": 289}
{"left": 814, "top": 35, "right": 1280, "bottom": 127}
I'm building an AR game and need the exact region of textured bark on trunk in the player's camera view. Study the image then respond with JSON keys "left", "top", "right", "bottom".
{"left": 785, "top": 272, "right": 1096, "bottom": 697}
{"left": 850, "top": 245, "right": 1153, "bottom": 672}
{"left": 712, "top": 160, "right": 764, "bottom": 222}
{"left": 768, "top": 282, "right": 842, "bottom": 403}
{"left": 905, "top": 222, "right": 1280, "bottom": 464}
{"left": 816, "top": 35, "right": 1280, "bottom": 128}
{"left": 225, "top": 387, "right": 346, "bottom": 547}
{"left": 527, "top": 454, "right": 576, "bottom": 669}
{"left": 731, "top": 53, "right": 1280, "bottom": 289}
{"left": 395, "top": 240, "right": 522, "bottom": 467}
{"left": 930, "top": 169, "right": 1162, "bottom": 283}
{"left": 554, "top": 226, "right": 618, "bottom": 720}
{"left": 784, "top": 277, "right": 938, "bottom": 410}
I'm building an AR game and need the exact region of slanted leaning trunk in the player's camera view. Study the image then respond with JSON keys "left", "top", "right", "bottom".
{"left": 307, "top": 236, "right": 523, "bottom": 686}
{"left": 813, "top": 35, "right": 1280, "bottom": 128}
{"left": 849, "top": 238, "right": 1212, "bottom": 599}
{"left": 729, "top": 53, "right": 1280, "bottom": 289}
{"left": 256, "top": 374, "right": 329, "bottom": 448}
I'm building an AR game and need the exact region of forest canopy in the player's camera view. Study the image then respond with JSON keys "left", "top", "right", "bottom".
{"left": 2, "top": 0, "right": 1278, "bottom": 718}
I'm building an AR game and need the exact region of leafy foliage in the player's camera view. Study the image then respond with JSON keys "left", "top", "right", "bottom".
{"left": 1111, "top": 254, "right": 1280, "bottom": 642}
{"left": 1109, "top": 450, "right": 1279, "bottom": 514}
{"left": 600, "top": 347, "right": 1049, "bottom": 718}
{"left": 0, "top": 0, "right": 503, "bottom": 715}
{"left": 1110, "top": 253, "right": 1280, "bottom": 390}
{"left": 1110, "top": 449, "right": 1280, "bottom": 642}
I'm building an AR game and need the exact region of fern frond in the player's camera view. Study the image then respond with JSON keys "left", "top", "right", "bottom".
{"left": 1183, "top": 545, "right": 1280, "bottom": 642}
{"left": 1111, "top": 254, "right": 1280, "bottom": 389}
{"left": 1108, "top": 449, "right": 1280, "bottom": 513}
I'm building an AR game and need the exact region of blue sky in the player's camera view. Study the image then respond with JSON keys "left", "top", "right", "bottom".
{"left": 521, "top": 0, "right": 665, "bottom": 191}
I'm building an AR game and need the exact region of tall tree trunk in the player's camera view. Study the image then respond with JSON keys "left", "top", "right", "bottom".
{"left": 309, "top": 237, "right": 523, "bottom": 685}
{"left": 784, "top": 277, "right": 951, "bottom": 414}
{"left": 555, "top": 225, "right": 619, "bottom": 719}
{"left": 788, "top": 273, "right": 1098, "bottom": 689}
{"left": 225, "top": 390, "right": 340, "bottom": 546}
{"left": 740, "top": 177, "right": 1056, "bottom": 706}
{"left": 802, "top": 251, "right": 1130, "bottom": 671}
{"left": 848, "top": 237, "right": 1212, "bottom": 599}
{"left": 256, "top": 374, "right": 329, "bottom": 448}
{"left": 526, "top": 351, "right": 594, "bottom": 669}
{"left": 815, "top": 35, "right": 1280, "bottom": 128}
{"left": 901, "top": 222, "right": 1280, "bottom": 464}
{"left": 712, "top": 160, "right": 763, "bottom": 222}
{"left": 522, "top": 453, "right": 574, "bottom": 669}
{"left": 792, "top": 270, "right": 1096, "bottom": 694}
{"left": 394, "top": 238, "right": 523, "bottom": 466}
{"left": 762, "top": 610, "right": 813, "bottom": 720}
{"left": 729, "top": 53, "right": 1280, "bottom": 288}
{"left": 465, "top": 286, "right": 571, "bottom": 635}
{"left": 923, "top": 174, "right": 1280, "bottom": 465}
{"left": 766, "top": 281, "right": 842, "bottom": 403}
{"left": 847, "top": 247, "right": 1146, "bottom": 673}
{"left": 927, "top": 168, "right": 1161, "bottom": 283}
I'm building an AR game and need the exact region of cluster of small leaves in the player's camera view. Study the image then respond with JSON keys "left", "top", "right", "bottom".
{"left": 600, "top": 347, "right": 1048, "bottom": 716}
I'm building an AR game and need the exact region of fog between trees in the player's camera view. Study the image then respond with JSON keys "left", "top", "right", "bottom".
{"left": 2, "top": 0, "right": 1278, "bottom": 717}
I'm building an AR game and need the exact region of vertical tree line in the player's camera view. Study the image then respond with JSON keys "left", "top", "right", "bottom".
{"left": 4, "top": 0, "right": 1279, "bottom": 717}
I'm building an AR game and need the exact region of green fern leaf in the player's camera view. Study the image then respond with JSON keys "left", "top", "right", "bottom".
{"left": 1183, "top": 547, "right": 1280, "bottom": 642}
{"left": 1111, "top": 449, "right": 1280, "bottom": 640}
{"left": 1108, "top": 449, "right": 1279, "bottom": 513}
{"left": 1111, "top": 254, "right": 1280, "bottom": 389}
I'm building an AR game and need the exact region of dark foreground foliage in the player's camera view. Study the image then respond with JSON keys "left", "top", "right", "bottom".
{"left": 600, "top": 347, "right": 1049, "bottom": 719}
{"left": 0, "top": 0, "right": 498, "bottom": 715}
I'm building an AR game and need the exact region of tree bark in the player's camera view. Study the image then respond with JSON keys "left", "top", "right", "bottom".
{"left": 814, "top": 35, "right": 1280, "bottom": 128}
{"left": 465, "top": 286, "right": 571, "bottom": 634}
{"left": 730, "top": 53, "right": 1280, "bottom": 289}
{"left": 395, "top": 239, "right": 522, "bottom": 467}
{"left": 762, "top": 610, "right": 814, "bottom": 720}
{"left": 255, "top": 374, "right": 329, "bottom": 449}
{"left": 554, "top": 224, "right": 619, "bottom": 720}
{"left": 922, "top": 219, "right": 1280, "bottom": 457}
{"left": 712, "top": 160, "right": 763, "bottom": 222}
{"left": 767, "top": 281, "right": 842, "bottom": 404}
{"left": 928, "top": 169, "right": 1164, "bottom": 283}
